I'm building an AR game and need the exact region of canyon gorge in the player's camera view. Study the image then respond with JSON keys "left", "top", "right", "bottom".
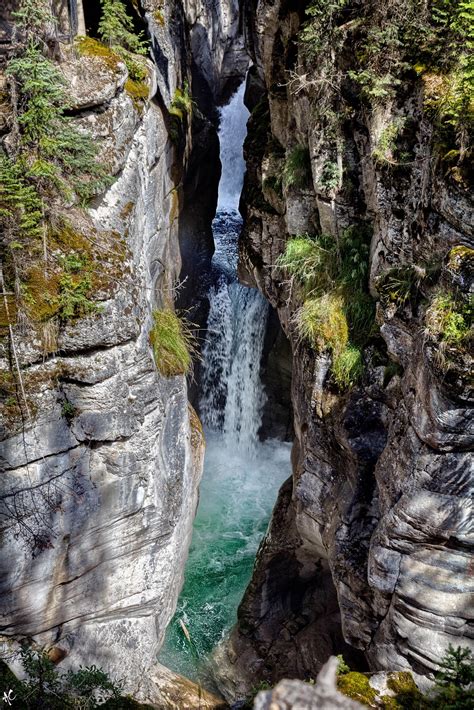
{"left": 0, "top": 0, "right": 472, "bottom": 708}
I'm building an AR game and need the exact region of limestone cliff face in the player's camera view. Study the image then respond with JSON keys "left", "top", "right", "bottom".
{"left": 0, "top": 0, "right": 235, "bottom": 697}
{"left": 219, "top": 0, "right": 473, "bottom": 696}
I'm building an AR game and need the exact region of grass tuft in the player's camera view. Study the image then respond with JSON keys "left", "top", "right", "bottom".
{"left": 279, "top": 227, "right": 375, "bottom": 389}
{"left": 295, "top": 293, "right": 348, "bottom": 355}
{"left": 425, "top": 290, "right": 472, "bottom": 346}
{"left": 332, "top": 344, "right": 364, "bottom": 388}
{"left": 149, "top": 308, "right": 197, "bottom": 377}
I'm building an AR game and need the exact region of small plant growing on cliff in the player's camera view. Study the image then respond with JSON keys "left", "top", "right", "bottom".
{"left": 280, "top": 227, "right": 374, "bottom": 389}
{"left": 169, "top": 84, "right": 194, "bottom": 120}
{"left": 283, "top": 145, "right": 312, "bottom": 189}
{"left": 98, "top": 0, "right": 147, "bottom": 55}
{"left": 372, "top": 118, "right": 407, "bottom": 165}
{"left": 318, "top": 160, "right": 340, "bottom": 191}
{"left": 149, "top": 308, "right": 198, "bottom": 377}
{"left": 0, "top": 646, "right": 122, "bottom": 708}
{"left": 425, "top": 290, "right": 472, "bottom": 347}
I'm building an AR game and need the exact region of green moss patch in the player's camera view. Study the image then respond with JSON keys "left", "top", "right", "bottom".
{"left": 125, "top": 78, "right": 149, "bottom": 111}
{"left": 337, "top": 672, "right": 378, "bottom": 707}
{"left": 75, "top": 36, "right": 123, "bottom": 72}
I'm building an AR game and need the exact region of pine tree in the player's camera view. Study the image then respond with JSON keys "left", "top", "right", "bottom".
{"left": 98, "top": 0, "right": 147, "bottom": 55}
{"left": 432, "top": 645, "right": 474, "bottom": 709}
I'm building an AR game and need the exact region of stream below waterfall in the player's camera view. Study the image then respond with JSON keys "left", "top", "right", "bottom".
{"left": 159, "top": 82, "right": 291, "bottom": 687}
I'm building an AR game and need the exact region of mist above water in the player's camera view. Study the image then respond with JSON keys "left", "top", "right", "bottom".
{"left": 159, "top": 81, "right": 291, "bottom": 687}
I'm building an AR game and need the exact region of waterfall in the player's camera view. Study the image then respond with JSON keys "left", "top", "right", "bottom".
{"left": 199, "top": 83, "right": 269, "bottom": 452}
{"left": 159, "top": 81, "right": 291, "bottom": 686}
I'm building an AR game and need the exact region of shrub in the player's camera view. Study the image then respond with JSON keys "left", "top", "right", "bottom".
{"left": 283, "top": 145, "right": 312, "bottom": 189}
{"left": 336, "top": 654, "right": 350, "bottom": 675}
{"left": 431, "top": 645, "right": 474, "bottom": 709}
{"left": 149, "top": 309, "right": 197, "bottom": 377}
{"left": 169, "top": 84, "right": 194, "bottom": 120}
{"left": 372, "top": 118, "right": 407, "bottom": 164}
{"left": 57, "top": 253, "right": 98, "bottom": 321}
{"left": 318, "top": 160, "right": 340, "bottom": 190}
{"left": 425, "top": 290, "right": 472, "bottom": 346}
{"left": 0, "top": 646, "right": 122, "bottom": 709}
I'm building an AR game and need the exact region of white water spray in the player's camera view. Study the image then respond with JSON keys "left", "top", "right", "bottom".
{"left": 159, "top": 81, "right": 291, "bottom": 685}
{"left": 199, "top": 83, "right": 269, "bottom": 452}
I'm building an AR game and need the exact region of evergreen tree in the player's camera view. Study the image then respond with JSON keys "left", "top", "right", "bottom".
{"left": 98, "top": 0, "right": 147, "bottom": 55}
{"left": 432, "top": 645, "right": 474, "bottom": 709}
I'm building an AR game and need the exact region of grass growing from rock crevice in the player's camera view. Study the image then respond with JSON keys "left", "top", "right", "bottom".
{"left": 149, "top": 309, "right": 197, "bottom": 377}
{"left": 425, "top": 290, "right": 472, "bottom": 346}
{"left": 279, "top": 226, "right": 376, "bottom": 389}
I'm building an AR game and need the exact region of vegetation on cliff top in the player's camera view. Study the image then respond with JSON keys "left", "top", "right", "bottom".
{"left": 298, "top": 0, "right": 473, "bottom": 177}
{"left": 335, "top": 645, "right": 474, "bottom": 708}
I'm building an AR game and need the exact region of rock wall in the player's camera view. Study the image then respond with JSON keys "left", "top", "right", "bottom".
{"left": 0, "top": 0, "right": 241, "bottom": 698}
{"left": 219, "top": 0, "right": 473, "bottom": 697}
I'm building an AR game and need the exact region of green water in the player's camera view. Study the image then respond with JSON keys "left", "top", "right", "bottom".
{"left": 159, "top": 431, "right": 291, "bottom": 686}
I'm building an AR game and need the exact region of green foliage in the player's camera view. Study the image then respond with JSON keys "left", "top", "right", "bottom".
{"left": 12, "top": 0, "right": 54, "bottom": 39}
{"left": 425, "top": 290, "right": 472, "bottom": 346}
{"left": 301, "top": 0, "right": 350, "bottom": 59}
{"left": 337, "top": 655, "right": 351, "bottom": 675}
{"left": 6, "top": 41, "right": 111, "bottom": 204}
{"left": 98, "top": 0, "right": 148, "bottom": 55}
{"left": 169, "top": 84, "right": 194, "bottom": 120}
{"left": 432, "top": 645, "right": 474, "bottom": 709}
{"left": 262, "top": 174, "right": 283, "bottom": 197}
{"left": 372, "top": 119, "right": 407, "bottom": 164}
{"left": 332, "top": 344, "right": 364, "bottom": 388}
{"left": 377, "top": 265, "right": 424, "bottom": 308}
{"left": 61, "top": 401, "right": 76, "bottom": 420}
{"left": 337, "top": 671, "right": 378, "bottom": 706}
{"left": 57, "top": 254, "right": 98, "bottom": 321}
{"left": 283, "top": 145, "right": 312, "bottom": 189}
{"left": 277, "top": 234, "right": 334, "bottom": 295}
{"left": 0, "top": 154, "right": 43, "bottom": 247}
{"left": 279, "top": 227, "right": 374, "bottom": 389}
{"left": 295, "top": 293, "right": 349, "bottom": 354}
{"left": 243, "top": 681, "right": 272, "bottom": 709}
{"left": 318, "top": 160, "right": 339, "bottom": 190}
{"left": 0, "top": 646, "right": 122, "bottom": 709}
{"left": 149, "top": 309, "right": 197, "bottom": 377}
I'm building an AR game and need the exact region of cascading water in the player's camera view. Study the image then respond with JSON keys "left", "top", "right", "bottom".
{"left": 159, "top": 82, "right": 291, "bottom": 687}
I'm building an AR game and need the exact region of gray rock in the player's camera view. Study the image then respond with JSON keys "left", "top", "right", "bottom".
{"left": 254, "top": 657, "right": 364, "bottom": 709}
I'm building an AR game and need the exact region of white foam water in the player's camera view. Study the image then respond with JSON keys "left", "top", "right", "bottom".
{"left": 159, "top": 80, "right": 291, "bottom": 685}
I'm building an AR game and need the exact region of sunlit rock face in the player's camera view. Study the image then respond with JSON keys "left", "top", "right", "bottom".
{"left": 218, "top": 0, "right": 474, "bottom": 695}
{"left": 0, "top": 2, "right": 209, "bottom": 695}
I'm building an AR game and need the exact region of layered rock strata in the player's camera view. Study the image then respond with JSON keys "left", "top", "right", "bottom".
{"left": 0, "top": 0, "right": 225, "bottom": 696}
{"left": 219, "top": 0, "right": 474, "bottom": 696}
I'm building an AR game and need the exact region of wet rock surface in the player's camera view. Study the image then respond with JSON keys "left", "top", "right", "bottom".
{"left": 218, "top": 0, "right": 474, "bottom": 697}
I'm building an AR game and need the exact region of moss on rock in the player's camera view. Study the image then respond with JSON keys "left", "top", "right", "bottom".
{"left": 337, "top": 672, "right": 378, "bottom": 707}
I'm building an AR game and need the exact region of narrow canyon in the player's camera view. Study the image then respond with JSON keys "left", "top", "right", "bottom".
{"left": 0, "top": 0, "right": 472, "bottom": 708}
